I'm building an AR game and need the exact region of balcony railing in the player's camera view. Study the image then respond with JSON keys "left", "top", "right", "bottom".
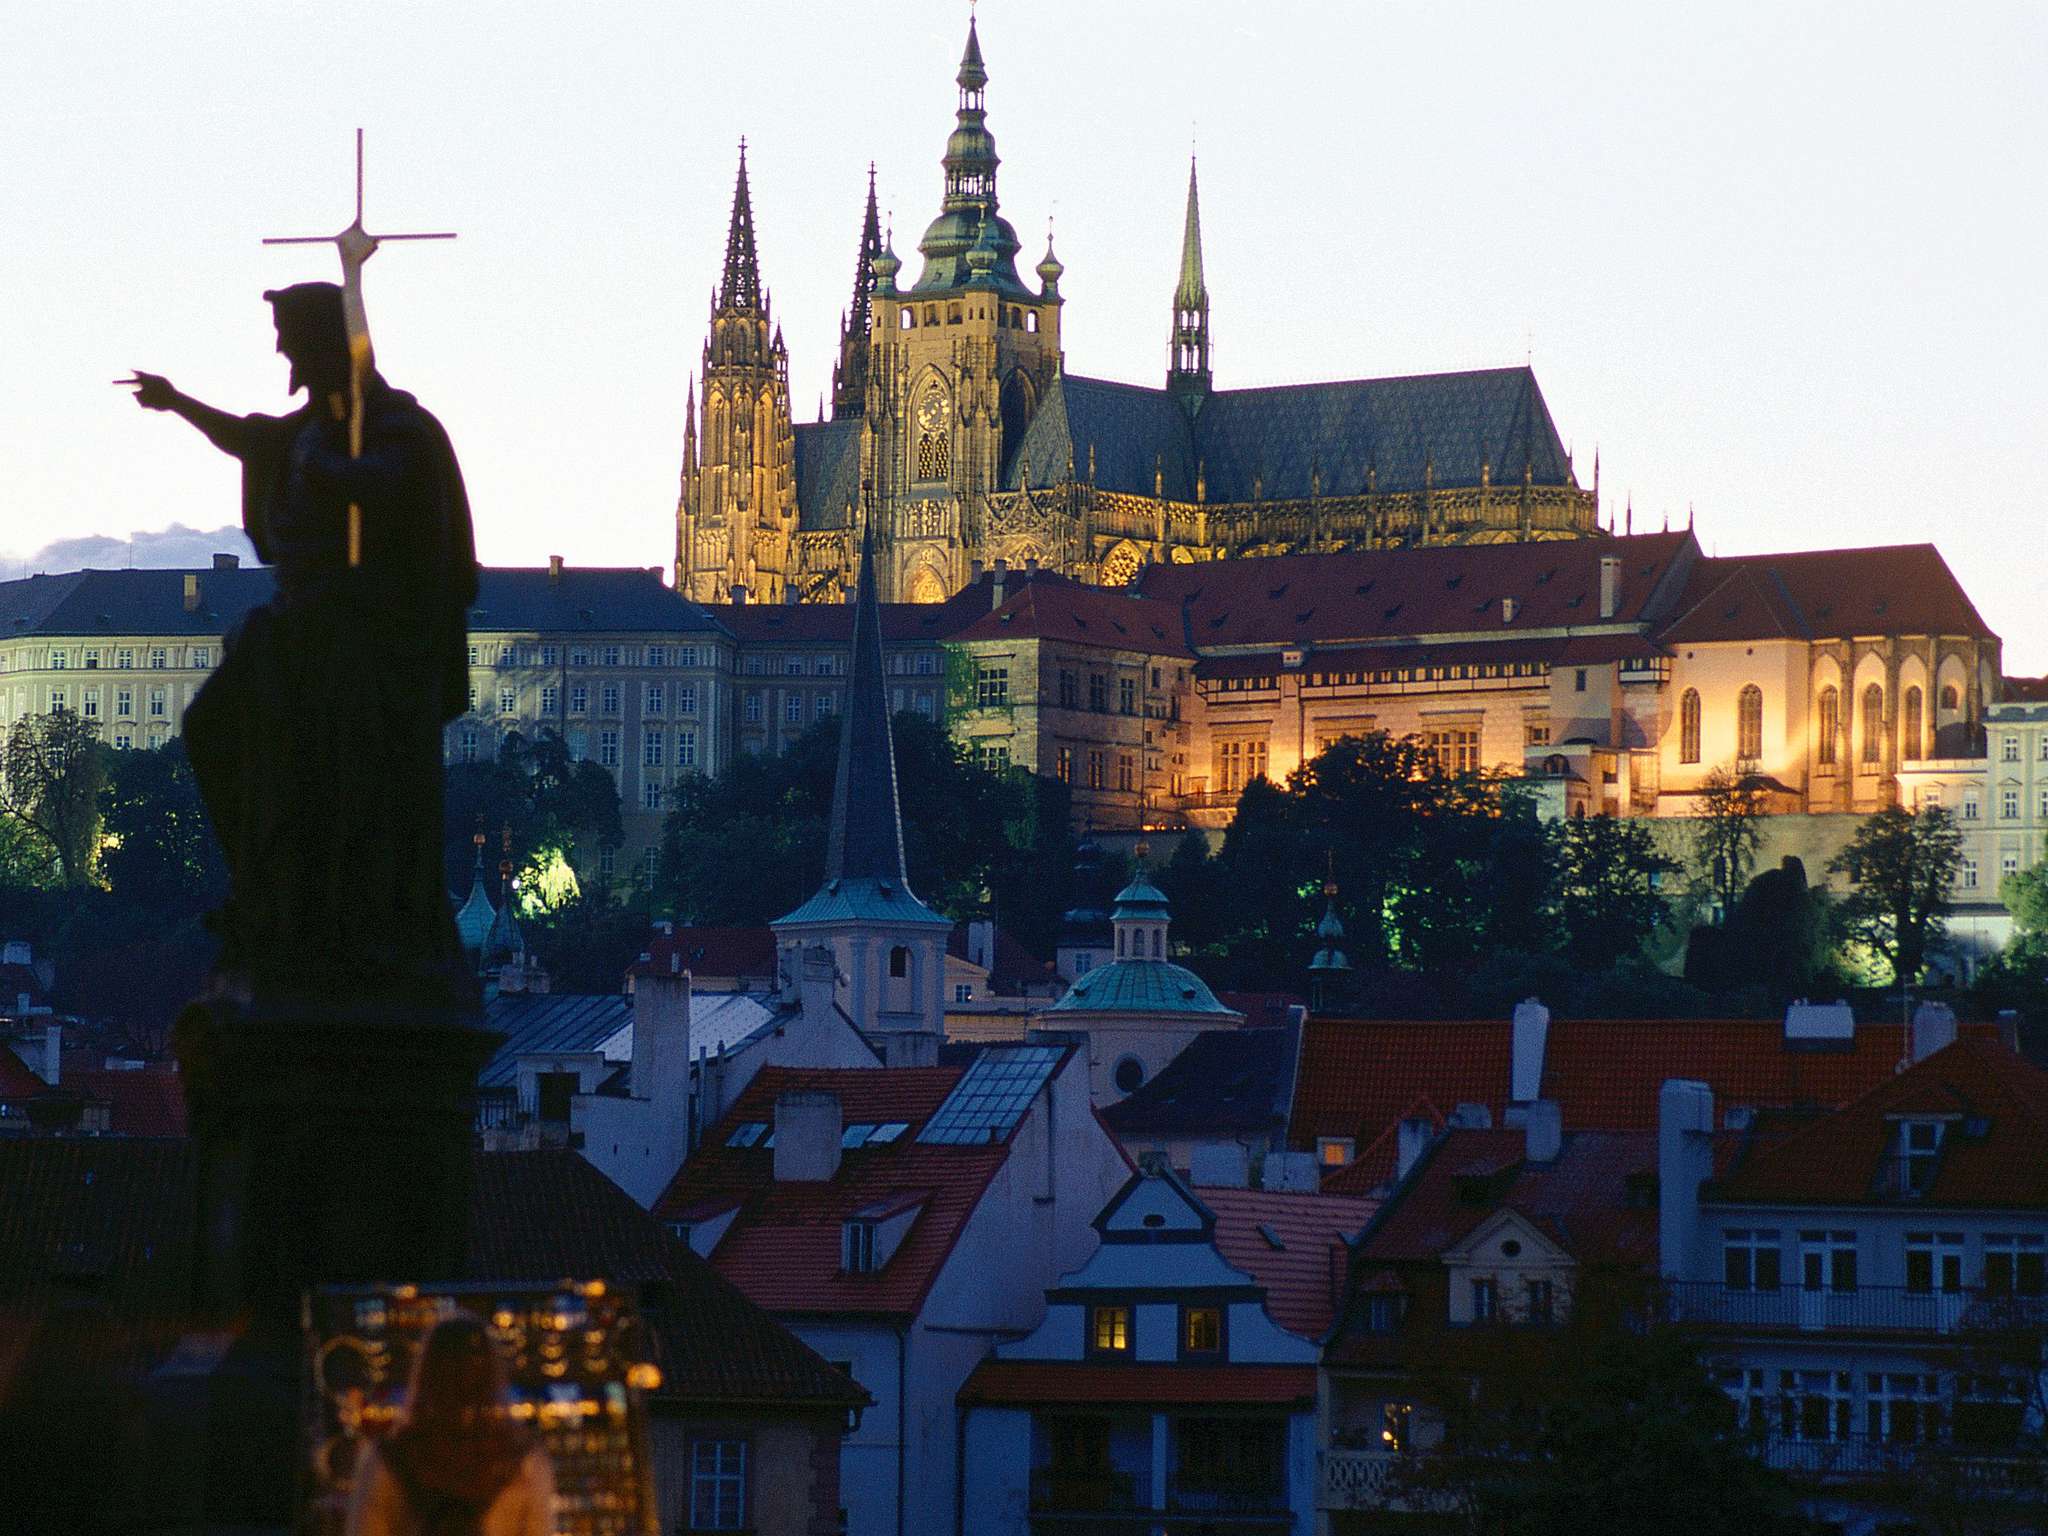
{"left": 1030, "top": 1469, "right": 1139, "bottom": 1514}
{"left": 1665, "top": 1282, "right": 2048, "bottom": 1335}
{"left": 1755, "top": 1437, "right": 2048, "bottom": 1497}
{"left": 1029, "top": 1470, "right": 1289, "bottom": 1529}
{"left": 1318, "top": 1450, "right": 1461, "bottom": 1515}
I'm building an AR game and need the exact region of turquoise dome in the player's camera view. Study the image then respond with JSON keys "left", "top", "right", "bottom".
{"left": 1044, "top": 957, "right": 1236, "bottom": 1019}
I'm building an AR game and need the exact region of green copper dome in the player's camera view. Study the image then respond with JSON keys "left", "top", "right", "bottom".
{"left": 1044, "top": 956, "right": 1237, "bottom": 1018}
{"left": 1111, "top": 877, "right": 1171, "bottom": 922}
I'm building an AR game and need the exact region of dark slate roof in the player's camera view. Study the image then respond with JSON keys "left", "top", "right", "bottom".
{"left": 0, "top": 566, "right": 273, "bottom": 639}
{"left": 467, "top": 567, "right": 728, "bottom": 636}
{"left": 793, "top": 419, "right": 864, "bottom": 528}
{"left": 949, "top": 582, "right": 1192, "bottom": 656}
{"left": 1100, "top": 1024, "right": 1299, "bottom": 1138}
{"left": 468, "top": 1150, "right": 867, "bottom": 1408}
{"left": 1, "top": 566, "right": 727, "bottom": 639}
{"left": 1008, "top": 366, "right": 1574, "bottom": 500}
{"left": 478, "top": 992, "right": 632, "bottom": 1088}
{"left": 0, "top": 1137, "right": 863, "bottom": 1412}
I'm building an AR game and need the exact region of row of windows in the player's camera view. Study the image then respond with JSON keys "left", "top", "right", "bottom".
{"left": 1088, "top": 1302, "right": 1224, "bottom": 1359}
{"left": 897, "top": 300, "right": 1040, "bottom": 331}
{"left": 466, "top": 642, "right": 703, "bottom": 669}
{"left": 1053, "top": 746, "right": 1135, "bottom": 791}
{"left": 1305, "top": 660, "right": 1549, "bottom": 688}
{"left": 17, "top": 646, "right": 198, "bottom": 672}
{"left": 35, "top": 684, "right": 172, "bottom": 720}
{"left": 1996, "top": 732, "right": 2048, "bottom": 763}
{"left": 1718, "top": 1367, "right": 2029, "bottom": 1448}
{"left": 468, "top": 681, "right": 700, "bottom": 718}
{"left": 1721, "top": 1228, "right": 2044, "bottom": 1294}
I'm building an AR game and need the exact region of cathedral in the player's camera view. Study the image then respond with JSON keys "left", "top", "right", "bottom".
{"left": 675, "top": 17, "right": 1601, "bottom": 606}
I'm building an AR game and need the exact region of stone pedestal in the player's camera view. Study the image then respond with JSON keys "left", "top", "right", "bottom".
{"left": 145, "top": 994, "right": 499, "bottom": 1528}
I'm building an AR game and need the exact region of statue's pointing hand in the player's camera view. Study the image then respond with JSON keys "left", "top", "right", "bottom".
{"left": 119, "top": 372, "right": 178, "bottom": 411}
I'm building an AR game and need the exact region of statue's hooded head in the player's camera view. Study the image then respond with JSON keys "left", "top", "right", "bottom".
{"left": 263, "top": 281, "right": 353, "bottom": 397}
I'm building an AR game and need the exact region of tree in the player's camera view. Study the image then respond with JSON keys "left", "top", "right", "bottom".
{"left": 97, "top": 740, "right": 226, "bottom": 915}
{"left": 1, "top": 712, "right": 107, "bottom": 886}
{"left": 2002, "top": 860, "right": 2048, "bottom": 935}
{"left": 443, "top": 730, "right": 622, "bottom": 898}
{"left": 1553, "top": 814, "right": 1676, "bottom": 971}
{"left": 1691, "top": 767, "right": 1769, "bottom": 922}
{"left": 1687, "top": 856, "right": 1841, "bottom": 1004}
{"left": 1390, "top": 1303, "right": 1811, "bottom": 1536}
{"left": 1830, "top": 805, "right": 1964, "bottom": 986}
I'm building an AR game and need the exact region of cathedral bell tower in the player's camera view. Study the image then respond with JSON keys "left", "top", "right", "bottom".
{"left": 832, "top": 167, "right": 883, "bottom": 420}
{"left": 675, "top": 144, "right": 799, "bottom": 603}
{"left": 859, "top": 16, "right": 1063, "bottom": 602}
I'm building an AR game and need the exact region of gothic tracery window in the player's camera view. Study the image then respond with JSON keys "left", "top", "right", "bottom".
{"left": 1737, "top": 685, "right": 1764, "bottom": 764}
{"left": 1816, "top": 686, "right": 1838, "bottom": 767}
{"left": 1902, "top": 687, "right": 1923, "bottom": 762}
{"left": 915, "top": 385, "right": 950, "bottom": 482}
{"left": 1861, "top": 683, "right": 1886, "bottom": 765}
{"left": 1679, "top": 689, "right": 1702, "bottom": 765}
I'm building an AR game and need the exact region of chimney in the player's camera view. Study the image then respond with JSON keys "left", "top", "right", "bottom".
{"left": 1448, "top": 1103, "right": 1493, "bottom": 1129}
{"left": 1261, "top": 1151, "right": 1318, "bottom": 1192}
{"left": 548, "top": 554, "right": 564, "bottom": 583}
{"left": 731, "top": 584, "right": 748, "bottom": 605}
{"left": 631, "top": 967, "right": 691, "bottom": 1104}
{"left": 1189, "top": 1143, "right": 1249, "bottom": 1188}
{"left": 1026, "top": 556, "right": 1039, "bottom": 573}
{"left": 784, "top": 583, "right": 800, "bottom": 605}
{"left": 1910, "top": 1002, "right": 1958, "bottom": 1063}
{"left": 211, "top": 552, "right": 239, "bottom": 570}
{"left": 773, "top": 1091, "right": 842, "bottom": 1182}
{"left": 970, "top": 559, "right": 984, "bottom": 584}
{"left": 798, "top": 944, "right": 836, "bottom": 1023}
{"left": 40, "top": 1023, "right": 61, "bottom": 1087}
{"left": 1522, "top": 1099, "right": 1562, "bottom": 1164}
{"left": 967, "top": 919, "right": 996, "bottom": 972}
{"left": 1598, "top": 556, "right": 1621, "bottom": 620}
{"left": 991, "top": 558, "right": 1008, "bottom": 611}
{"left": 1511, "top": 997, "right": 1550, "bottom": 1103}
{"left": 1396, "top": 1114, "right": 1435, "bottom": 1183}
{"left": 182, "top": 574, "right": 200, "bottom": 612}
{"left": 1658, "top": 1079, "right": 1715, "bottom": 1280}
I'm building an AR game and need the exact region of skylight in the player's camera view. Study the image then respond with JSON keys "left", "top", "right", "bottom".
{"left": 917, "top": 1046, "right": 1064, "bottom": 1146}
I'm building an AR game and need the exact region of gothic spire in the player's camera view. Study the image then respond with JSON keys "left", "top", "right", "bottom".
{"left": 833, "top": 166, "right": 884, "bottom": 419}
{"left": 1168, "top": 155, "right": 1212, "bottom": 408}
{"left": 824, "top": 518, "right": 915, "bottom": 889}
{"left": 718, "top": 141, "right": 763, "bottom": 312}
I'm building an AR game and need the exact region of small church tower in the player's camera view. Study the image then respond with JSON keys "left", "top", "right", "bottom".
{"left": 1166, "top": 156, "right": 1211, "bottom": 413}
{"left": 771, "top": 519, "right": 952, "bottom": 1064}
{"left": 675, "top": 144, "right": 799, "bottom": 604}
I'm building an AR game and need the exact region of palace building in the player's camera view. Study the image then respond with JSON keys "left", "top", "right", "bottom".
{"left": 674, "top": 17, "right": 1599, "bottom": 609}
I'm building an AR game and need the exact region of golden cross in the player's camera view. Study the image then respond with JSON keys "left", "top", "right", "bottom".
{"left": 263, "top": 129, "right": 455, "bottom": 564}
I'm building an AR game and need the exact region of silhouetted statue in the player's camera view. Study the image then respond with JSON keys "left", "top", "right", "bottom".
{"left": 127, "top": 281, "right": 477, "bottom": 1005}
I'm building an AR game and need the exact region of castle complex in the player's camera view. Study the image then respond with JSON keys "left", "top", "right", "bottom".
{"left": 674, "top": 18, "right": 1600, "bottom": 607}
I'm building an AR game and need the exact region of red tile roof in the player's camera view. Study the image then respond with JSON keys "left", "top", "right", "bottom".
{"left": 1709, "top": 1037, "right": 2048, "bottom": 1208}
{"left": 949, "top": 582, "right": 1192, "bottom": 657}
{"left": 65, "top": 1068, "right": 188, "bottom": 1138}
{"left": 1659, "top": 545, "right": 1993, "bottom": 645}
{"left": 1133, "top": 532, "right": 1695, "bottom": 650}
{"left": 1288, "top": 1017, "right": 1513, "bottom": 1157}
{"left": 1199, "top": 1186, "right": 1378, "bottom": 1338}
{"left": 958, "top": 1360, "right": 1315, "bottom": 1407}
{"left": 1539, "top": 1018, "right": 2002, "bottom": 1130}
{"left": 2002, "top": 676, "right": 2048, "bottom": 703}
{"left": 1355, "top": 1128, "right": 1659, "bottom": 1267}
{"left": 635, "top": 926, "right": 779, "bottom": 982}
{"left": 653, "top": 1065, "right": 1024, "bottom": 1317}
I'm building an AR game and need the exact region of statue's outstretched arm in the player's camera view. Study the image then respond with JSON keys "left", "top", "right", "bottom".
{"left": 121, "top": 372, "right": 253, "bottom": 459}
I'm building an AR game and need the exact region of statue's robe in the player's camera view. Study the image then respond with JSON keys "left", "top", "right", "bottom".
{"left": 183, "top": 375, "right": 477, "bottom": 1005}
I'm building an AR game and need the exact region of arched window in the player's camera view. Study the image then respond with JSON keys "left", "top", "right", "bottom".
{"left": 899, "top": 309, "right": 915, "bottom": 330}
{"left": 923, "top": 304, "right": 938, "bottom": 327}
{"left": 1116, "top": 929, "right": 1125, "bottom": 958}
{"left": 1679, "top": 689, "right": 1702, "bottom": 764}
{"left": 1816, "top": 686, "right": 1839, "bottom": 767}
{"left": 1151, "top": 929, "right": 1163, "bottom": 959}
{"left": 1902, "top": 687, "right": 1923, "bottom": 762}
{"left": 1861, "top": 683, "right": 1885, "bottom": 765}
{"left": 1737, "top": 685, "right": 1764, "bottom": 763}
{"left": 1940, "top": 683, "right": 1960, "bottom": 712}
{"left": 999, "top": 372, "right": 1035, "bottom": 469}
{"left": 914, "top": 384, "right": 950, "bottom": 482}
{"left": 1025, "top": 311, "right": 1038, "bottom": 334}
{"left": 888, "top": 945, "right": 910, "bottom": 979}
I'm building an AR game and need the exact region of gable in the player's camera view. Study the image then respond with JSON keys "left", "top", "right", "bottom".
{"left": 1441, "top": 1206, "right": 1571, "bottom": 1270}
{"left": 1097, "top": 1170, "right": 1214, "bottom": 1240}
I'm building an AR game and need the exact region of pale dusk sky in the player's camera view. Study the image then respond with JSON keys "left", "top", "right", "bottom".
{"left": 3, "top": 2, "right": 2042, "bottom": 669}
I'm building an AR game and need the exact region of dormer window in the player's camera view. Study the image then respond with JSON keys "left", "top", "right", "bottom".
{"left": 1366, "top": 1294, "right": 1405, "bottom": 1334}
{"left": 1181, "top": 1305, "right": 1222, "bottom": 1357}
{"left": 1089, "top": 1305, "right": 1130, "bottom": 1357}
{"left": 1317, "top": 1137, "right": 1353, "bottom": 1168}
{"left": 1888, "top": 1119, "right": 1946, "bottom": 1198}
{"left": 844, "top": 1219, "right": 879, "bottom": 1274}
